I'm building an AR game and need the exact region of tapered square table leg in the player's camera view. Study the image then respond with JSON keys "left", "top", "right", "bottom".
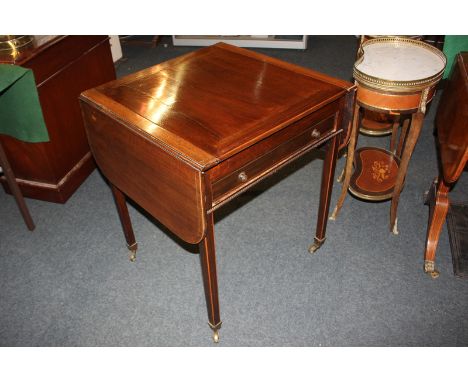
{"left": 199, "top": 213, "right": 222, "bottom": 342}
{"left": 309, "top": 133, "right": 339, "bottom": 253}
{"left": 110, "top": 183, "right": 138, "bottom": 261}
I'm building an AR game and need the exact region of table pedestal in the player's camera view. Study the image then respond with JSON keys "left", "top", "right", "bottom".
{"left": 423, "top": 52, "right": 468, "bottom": 278}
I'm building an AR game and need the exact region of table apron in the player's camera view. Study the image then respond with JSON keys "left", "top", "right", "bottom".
{"left": 208, "top": 127, "right": 342, "bottom": 213}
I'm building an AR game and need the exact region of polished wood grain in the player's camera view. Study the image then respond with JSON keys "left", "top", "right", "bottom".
{"left": 85, "top": 43, "right": 350, "bottom": 169}
{"left": 349, "top": 147, "right": 400, "bottom": 200}
{"left": 424, "top": 177, "right": 449, "bottom": 277}
{"left": 208, "top": 101, "right": 339, "bottom": 183}
{"left": 361, "top": 112, "right": 394, "bottom": 134}
{"left": 330, "top": 103, "right": 360, "bottom": 220}
{"left": 199, "top": 212, "right": 221, "bottom": 337}
{"left": 338, "top": 87, "right": 357, "bottom": 151}
{"left": 0, "top": 36, "right": 116, "bottom": 203}
{"left": 396, "top": 117, "right": 411, "bottom": 158}
{"left": 389, "top": 111, "right": 425, "bottom": 231}
{"left": 110, "top": 184, "right": 137, "bottom": 253}
{"left": 437, "top": 53, "right": 468, "bottom": 184}
{"left": 312, "top": 126, "right": 340, "bottom": 249}
{"left": 80, "top": 101, "right": 206, "bottom": 245}
{"left": 424, "top": 52, "right": 468, "bottom": 277}
{"left": 211, "top": 112, "right": 336, "bottom": 205}
{"left": 80, "top": 43, "right": 355, "bottom": 340}
{"left": 357, "top": 86, "right": 436, "bottom": 113}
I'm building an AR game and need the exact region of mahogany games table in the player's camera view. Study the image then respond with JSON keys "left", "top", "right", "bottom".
{"left": 79, "top": 43, "right": 355, "bottom": 342}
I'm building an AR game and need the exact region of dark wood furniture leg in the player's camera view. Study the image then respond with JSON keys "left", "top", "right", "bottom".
{"left": 396, "top": 116, "right": 411, "bottom": 158}
{"left": 389, "top": 118, "right": 400, "bottom": 153}
{"left": 309, "top": 133, "right": 339, "bottom": 252}
{"left": 199, "top": 212, "right": 222, "bottom": 343}
{"left": 110, "top": 183, "right": 138, "bottom": 261}
{"left": 390, "top": 111, "right": 425, "bottom": 234}
{"left": 0, "top": 142, "right": 35, "bottom": 231}
{"left": 336, "top": 149, "right": 346, "bottom": 184}
{"left": 423, "top": 176, "right": 450, "bottom": 279}
{"left": 330, "top": 103, "right": 360, "bottom": 220}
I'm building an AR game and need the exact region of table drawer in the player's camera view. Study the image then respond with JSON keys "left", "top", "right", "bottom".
{"left": 211, "top": 113, "right": 336, "bottom": 207}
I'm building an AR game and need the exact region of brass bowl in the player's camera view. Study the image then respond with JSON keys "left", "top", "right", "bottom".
{"left": 0, "top": 35, "right": 34, "bottom": 60}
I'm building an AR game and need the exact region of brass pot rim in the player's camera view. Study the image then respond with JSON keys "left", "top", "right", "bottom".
{"left": 354, "top": 36, "right": 447, "bottom": 93}
{"left": 0, "top": 35, "right": 33, "bottom": 52}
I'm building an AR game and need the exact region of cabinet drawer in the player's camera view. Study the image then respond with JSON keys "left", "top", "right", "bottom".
{"left": 211, "top": 113, "right": 336, "bottom": 207}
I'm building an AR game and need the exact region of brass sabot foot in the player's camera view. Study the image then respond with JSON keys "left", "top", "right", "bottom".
{"left": 308, "top": 237, "right": 326, "bottom": 254}
{"left": 392, "top": 218, "right": 399, "bottom": 235}
{"left": 208, "top": 321, "right": 222, "bottom": 344}
{"left": 329, "top": 206, "right": 339, "bottom": 221}
{"left": 127, "top": 242, "right": 138, "bottom": 262}
{"left": 428, "top": 270, "right": 440, "bottom": 279}
{"left": 424, "top": 260, "right": 440, "bottom": 279}
{"left": 423, "top": 190, "right": 430, "bottom": 205}
{"left": 337, "top": 168, "right": 345, "bottom": 183}
{"left": 212, "top": 330, "right": 219, "bottom": 343}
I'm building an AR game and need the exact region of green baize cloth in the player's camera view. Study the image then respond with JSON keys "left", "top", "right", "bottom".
{"left": 443, "top": 35, "right": 468, "bottom": 79}
{"left": 0, "top": 64, "right": 49, "bottom": 142}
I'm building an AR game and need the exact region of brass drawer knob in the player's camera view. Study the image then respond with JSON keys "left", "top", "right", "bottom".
{"left": 311, "top": 128, "right": 321, "bottom": 138}
{"left": 238, "top": 171, "right": 248, "bottom": 182}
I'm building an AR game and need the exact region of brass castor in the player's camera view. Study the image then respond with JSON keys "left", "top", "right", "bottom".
{"left": 392, "top": 218, "right": 399, "bottom": 235}
{"left": 208, "top": 321, "right": 222, "bottom": 344}
{"left": 428, "top": 270, "right": 440, "bottom": 279}
{"left": 127, "top": 243, "right": 138, "bottom": 262}
{"left": 423, "top": 190, "right": 430, "bottom": 204}
{"left": 212, "top": 330, "right": 219, "bottom": 343}
{"left": 336, "top": 167, "right": 345, "bottom": 183}
{"left": 424, "top": 260, "right": 440, "bottom": 279}
{"left": 308, "top": 237, "right": 325, "bottom": 254}
{"left": 329, "top": 206, "right": 339, "bottom": 221}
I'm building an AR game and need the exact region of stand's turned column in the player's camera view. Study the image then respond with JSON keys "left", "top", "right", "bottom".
{"left": 0, "top": 141, "right": 35, "bottom": 231}
{"left": 199, "top": 212, "right": 222, "bottom": 343}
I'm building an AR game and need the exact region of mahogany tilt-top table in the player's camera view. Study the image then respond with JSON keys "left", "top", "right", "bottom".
{"left": 80, "top": 43, "right": 355, "bottom": 342}
{"left": 424, "top": 52, "right": 468, "bottom": 278}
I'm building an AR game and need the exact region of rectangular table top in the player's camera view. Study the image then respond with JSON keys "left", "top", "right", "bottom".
{"left": 80, "top": 42, "right": 353, "bottom": 170}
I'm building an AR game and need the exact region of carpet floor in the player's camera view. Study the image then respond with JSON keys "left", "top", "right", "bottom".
{"left": 1, "top": 35, "right": 467, "bottom": 346}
